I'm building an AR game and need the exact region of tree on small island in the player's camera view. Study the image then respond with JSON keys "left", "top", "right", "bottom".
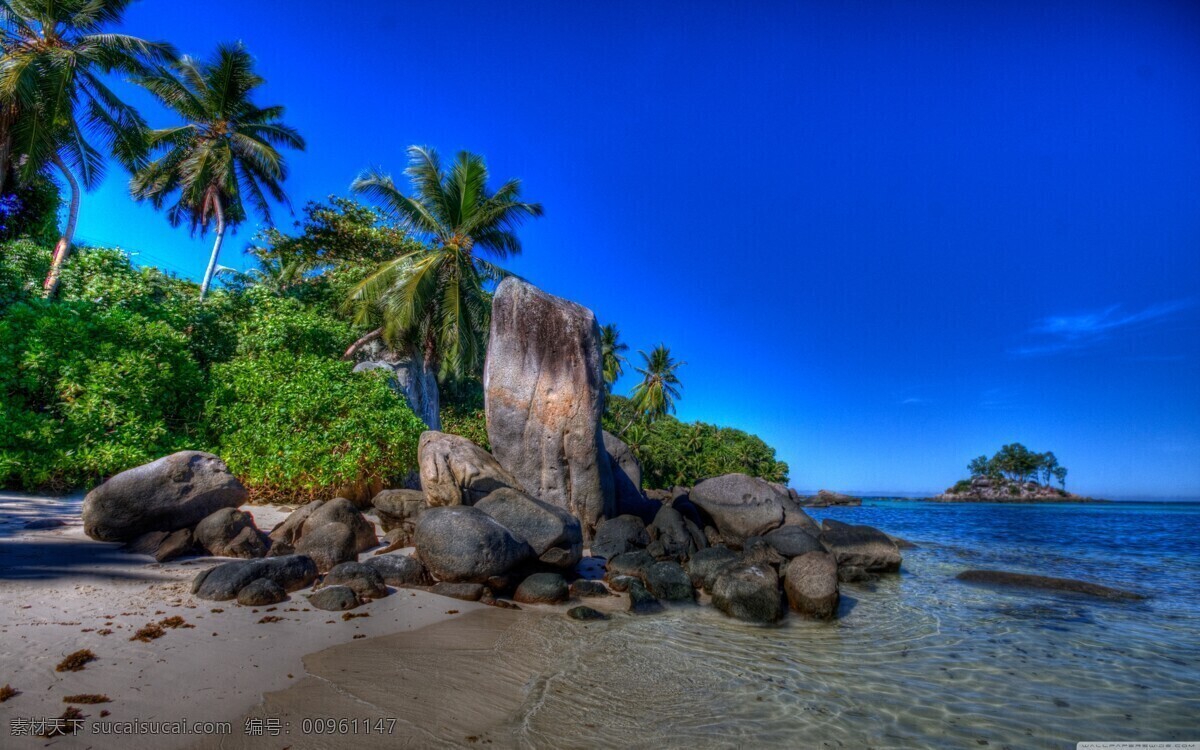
{"left": 951, "top": 443, "right": 1070, "bottom": 497}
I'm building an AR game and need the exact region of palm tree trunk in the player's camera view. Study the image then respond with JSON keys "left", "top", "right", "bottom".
{"left": 42, "top": 155, "right": 80, "bottom": 299}
{"left": 199, "top": 196, "right": 226, "bottom": 302}
{"left": 342, "top": 327, "right": 384, "bottom": 360}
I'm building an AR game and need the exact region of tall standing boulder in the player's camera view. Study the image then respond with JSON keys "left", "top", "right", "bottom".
{"left": 82, "top": 452, "right": 247, "bottom": 542}
{"left": 603, "top": 430, "right": 657, "bottom": 521}
{"left": 418, "top": 431, "right": 524, "bottom": 507}
{"left": 484, "top": 278, "right": 614, "bottom": 539}
{"left": 353, "top": 354, "right": 441, "bottom": 431}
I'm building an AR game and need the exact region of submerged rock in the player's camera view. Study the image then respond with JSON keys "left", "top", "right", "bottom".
{"left": 484, "top": 277, "right": 614, "bottom": 539}
{"left": 626, "top": 580, "right": 664, "bottom": 614}
{"left": 83, "top": 451, "right": 246, "bottom": 542}
{"left": 567, "top": 605, "right": 609, "bottom": 621}
{"left": 956, "top": 570, "right": 1145, "bottom": 600}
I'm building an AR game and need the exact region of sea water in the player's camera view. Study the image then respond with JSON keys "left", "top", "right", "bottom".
{"left": 506, "top": 501, "right": 1200, "bottom": 749}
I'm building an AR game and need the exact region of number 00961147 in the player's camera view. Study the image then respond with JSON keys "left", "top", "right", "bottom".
{"left": 300, "top": 718, "right": 397, "bottom": 734}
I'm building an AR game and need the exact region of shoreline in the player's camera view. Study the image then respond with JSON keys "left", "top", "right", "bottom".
{"left": 0, "top": 493, "right": 480, "bottom": 750}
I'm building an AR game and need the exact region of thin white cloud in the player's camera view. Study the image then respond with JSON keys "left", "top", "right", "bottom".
{"left": 1012, "top": 299, "right": 1193, "bottom": 357}
{"left": 900, "top": 397, "right": 927, "bottom": 405}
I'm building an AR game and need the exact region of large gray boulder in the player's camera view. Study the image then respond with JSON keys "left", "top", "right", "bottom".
{"left": 268, "top": 500, "right": 325, "bottom": 546}
{"left": 591, "top": 515, "right": 651, "bottom": 561}
{"left": 484, "top": 278, "right": 614, "bottom": 540}
{"left": 648, "top": 505, "right": 706, "bottom": 561}
{"left": 475, "top": 488, "right": 583, "bottom": 569}
{"left": 784, "top": 551, "right": 840, "bottom": 619}
{"left": 644, "top": 561, "right": 694, "bottom": 602}
{"left": 296, "top": 522, "right": 358, "bottom": 572}
{"left": 711, "top": 564, "right": 784, "bottom": 624}
{"left": 364, "top": 553, "right": 431, "bottom": 587}
{"left": 301, "top": 497, "right": 378, "bottom": 553}
{"left": 689, "top": 473, "right": 795, "bottom": 546}
{"left": 686, "top": 545, "right": 739, "bottom": 593}
{"left": 82, "top": 451, "right": 246, "bottom": 542}
{"left": 762, "top": 525, "right": 824, "bottom": 558}
{"left": 413, "top": 506, "right": 534, "bottom": 584}
{"left": 819, "top": 520, "right": 902, "bottom": 573}
{"left": 353, "top": 353, "right": 441, "bottom": 430}
{"left": 371, "top": 489, "right": 425, "bottom": 533}
{"left": 192, "top": 555, "right": 318, "bottom": 601}
{"left": 513, "top": 572, "right": 569, "bottom": 604}
{"left": 193, "top": 508, "right": 267, "bottom": 559}
{"left": 418, "top": 431, "right": 524, "bottom": 507}
{"left": 322, "top": 561, "right": 388, "bottom": 599}
{"left": 604, "top": 430, "right": 657, "bottom": 520}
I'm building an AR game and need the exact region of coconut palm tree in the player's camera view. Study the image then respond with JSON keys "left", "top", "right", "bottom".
{"left": 0, "top": 0, "right": 176, "bottom": 296}
{"left": 600, "top": 323, "right": 629, "bottom": 393}
{"left": 129, "top": 42, "right": 304, "bottom": 300}
{"left": 629, "top": 344, "right": 685, "bottom": 424}
{"left": 343, "top": 146, "right": 543, "bottom": 379}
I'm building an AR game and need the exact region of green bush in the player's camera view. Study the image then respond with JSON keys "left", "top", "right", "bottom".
{"left": 0, "top": 300, "right": 205, "bottom": 491}
{"left": 0, "top": 175, "right": 61, "bottom": 248}
{"left": 235, "top": 288, "right": 355, "bottom": 359}
{"left": 603, "top": 395, "right": 789, "bottom": 489}
{"left": 0, "top": 238, "right": 52, "bottom": 307}
{"left": 206, "top": 353, "right": 425, "bottom": 502}
{"left": 440, "top": 379, "right": 489, "bottom": 450}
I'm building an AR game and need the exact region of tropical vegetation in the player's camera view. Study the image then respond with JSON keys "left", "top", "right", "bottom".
{"left": 963, "top": 443, "right": 1068, "bottom": 489}
{"left": 0, "top": 10, "right": 791, "bottom": 497}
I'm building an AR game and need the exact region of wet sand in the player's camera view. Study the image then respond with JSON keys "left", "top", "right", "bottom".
{"left": 210, "top": 608, "right": 550, "bottom": 749}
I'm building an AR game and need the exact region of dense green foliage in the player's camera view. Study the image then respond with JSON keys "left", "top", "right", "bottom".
{"left": 0, "top": 298, "right": 203, "bottom": 490}
{"left": 0, "top": 240, "right": 425, "bottom": 497}
{"left": 205, "top": 354, "right": 425, "bottom": 502}
{"left": 967, "top": 443, "right": 1068, "bottom": 489}
{"left": 604, "top": 395, "right": 788, "bottom": 489}
{"left": 0, "top": 176, "right": 61, "bottom": 248}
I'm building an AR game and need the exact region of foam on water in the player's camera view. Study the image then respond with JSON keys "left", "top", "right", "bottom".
{"left": 502, "top": 502, "right": 1200, "bottom": 749}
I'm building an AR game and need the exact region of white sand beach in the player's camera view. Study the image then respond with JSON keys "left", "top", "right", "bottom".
{"left": 0, "top": 492, "right": 484, "bottom": 749}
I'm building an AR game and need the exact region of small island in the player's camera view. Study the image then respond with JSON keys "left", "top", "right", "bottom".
{"left": 931, "top": 443, "right": 1099, "bottom": 502}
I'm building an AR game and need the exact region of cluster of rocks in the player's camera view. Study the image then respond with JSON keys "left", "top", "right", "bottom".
{"left": 78, "top": 277, "right": 907, "bottom": 623}
{"left": 933, "top": 475, "right": 1089, "bottom": 503}
{"left": 81, "top": 451, "right": 261, "bottom": 562}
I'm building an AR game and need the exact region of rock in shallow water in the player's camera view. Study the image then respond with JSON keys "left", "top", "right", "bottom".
{"left": 514, "top": 573, "right": 570, "bottom": 604}
{"left": 569, "top": 579, "right": 612, "bottom": 598}
{"left": 567, "top": 605, "right": 609, "bottom": 621}
{"left": 484, "top": 277, "right": 614, "bottom": 539}
{"left": 819, "top": 520, "right": 902, "bottom": 573}
{"left": 626, "top": 580, "right": 664, "bottom": 614}
{"left": 644, "top": 561, "right": 694, "bottom": 602}
{"left": 956, "top": 570, "right": 1145, "bottom": 600}
{"left": 784, "top": 551, "right": 840, "bottom": 619}
{"left": 83, "top": 451, "right": 246, "bottom": 542}
{"left": 711, "top": 564, "right": 783, "bottom": 624}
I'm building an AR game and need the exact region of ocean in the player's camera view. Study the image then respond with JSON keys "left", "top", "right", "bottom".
{"left": 501, "top": 500, "right": 1200, "bottom": 748}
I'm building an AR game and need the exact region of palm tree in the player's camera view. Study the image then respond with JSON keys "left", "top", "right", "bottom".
{"left": 343, "top": 146, "right": 543, "bottom": 379}
{"left": 629, "top": 344, "right": 685, "bottom": 424}
{"left": 0, "top": 0, "right": 176, "bottom": 296}
{"left": 600, "top": 323, "right": 629, "bottom": 393}
{"left": 129, "top": 43, "right": 304, "bottom": 301}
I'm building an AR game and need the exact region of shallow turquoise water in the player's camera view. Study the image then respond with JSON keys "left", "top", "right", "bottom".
{"left": 507, "top": 501, "right": 1200, "bottom": 749}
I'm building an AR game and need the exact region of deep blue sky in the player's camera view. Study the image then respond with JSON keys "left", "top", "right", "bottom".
{"left": 73, "top": 0, "right": 1200, "bottom": 497}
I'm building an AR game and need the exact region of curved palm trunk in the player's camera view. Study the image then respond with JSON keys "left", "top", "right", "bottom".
{"left": 199, "top": 196, "right": 226, "bottom": 302}
{"left": 342, "top": 327, "right": 384, "bottom": 360}
{"left": 42, "top": 155, "right": 80, "bottom": 299}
